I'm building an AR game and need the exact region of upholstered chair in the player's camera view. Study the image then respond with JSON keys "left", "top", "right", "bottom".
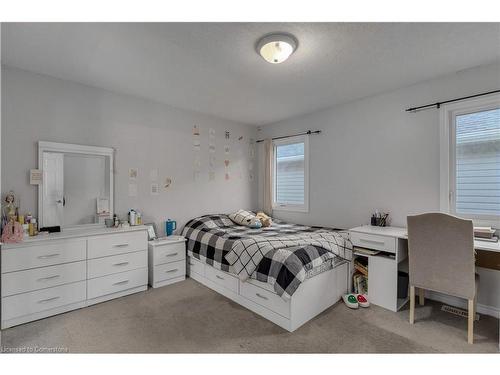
{"left": 407, "top": 213, "right": 478, "bottom": 344}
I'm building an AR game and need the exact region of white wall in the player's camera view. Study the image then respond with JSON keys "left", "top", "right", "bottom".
{"left": 258, "top": 62, "right": 500, "bottom": 229}
{"left": 2, "top": 66, "right": 258, "bottom": 235}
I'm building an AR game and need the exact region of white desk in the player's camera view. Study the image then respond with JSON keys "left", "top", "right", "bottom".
{"left": 348, "top": 225, "right": 500, "bottom": 313}
{"left": 350, "top": 225, "right": 500, "bottom": 253}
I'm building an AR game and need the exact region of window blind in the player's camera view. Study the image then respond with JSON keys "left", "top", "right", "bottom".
{"left": 455, "top": 108, "right": 500, "bottom": 216}
{"left": 275, "top": 142, "right": 305, "bottom": 204}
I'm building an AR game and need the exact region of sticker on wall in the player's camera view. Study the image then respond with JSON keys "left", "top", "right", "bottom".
{"left": 208, "top": 128, "right": 216, "bottom": 181}
{"left": 128, "top": 183, "right": 138, "bottom": 197}
{"left": 129, "top": 168, "right": 138, "bottom": 180}
{"left": 236, "top": 135, "right": 244, "bottom": 179}
{"left": 150, "top": 183, "right": 159, "bottom": 196}
{"left": 225, "top": 130, "right": 230, "bottom": 140}
{"left": 164, "top": 177, "right": 172, "bottom": 189}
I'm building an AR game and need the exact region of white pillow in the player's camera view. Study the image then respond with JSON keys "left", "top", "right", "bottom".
{"left": 228, "top": 209, "right": 256, "bottom": 226}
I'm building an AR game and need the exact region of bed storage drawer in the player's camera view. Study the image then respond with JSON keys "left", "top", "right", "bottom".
{"left": 1, "top": 239, "right": 86, "bottom": 273}
{"left": 1, "top": 281, "right": 86, "bottom": 321}
{"left": 87, "top": 268, "right": 147, "bottom": 299}
{"left": 187, "top": 256, "right": 205, "bottom": 276}
{"left": 205, "top": 267, "right": 239, "bottom": 293}
{"left": 240, "top": 281, "right": 290, "bottom": 318}
{"left": 154, "top": 260, "right": 186, "bottom": 283}
{"left": 153, "top": 242, "right": 185, "bottom": 265}
{"left": 2, "top": 261, "right": 86, "bottom": 297}
{"left": 350, "top": 232, "right": 396, "bottom": 253}
{"left": 88, "top": 231, "right": 147, "bottom": 259}
{"left": 87, "top": 250, "right": 147, "bottom": 279}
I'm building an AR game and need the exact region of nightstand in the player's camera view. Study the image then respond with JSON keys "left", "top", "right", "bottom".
{"left": 148, "top": 236, "right": 186, "bottom": 288}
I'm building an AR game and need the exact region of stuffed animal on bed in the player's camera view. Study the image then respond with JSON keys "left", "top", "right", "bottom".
{"left": 256, "top": 211, "right": 272, "bottom": 227}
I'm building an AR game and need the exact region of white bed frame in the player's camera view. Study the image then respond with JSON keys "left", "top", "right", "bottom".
{"left": 187, "top": 256, "right": 349, "bottom": 332}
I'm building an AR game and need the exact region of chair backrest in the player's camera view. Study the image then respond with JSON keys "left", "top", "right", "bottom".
{"left": 407, "top": 213, "right": 475, "bottom": 299}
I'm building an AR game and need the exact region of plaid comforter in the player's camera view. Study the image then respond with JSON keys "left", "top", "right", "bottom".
{"left": 182, "top": 214, "right": 353, "bottom": 299}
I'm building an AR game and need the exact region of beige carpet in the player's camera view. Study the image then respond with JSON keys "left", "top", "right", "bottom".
{"left": 1, "top": 278, "right": 498, "bottom": 353}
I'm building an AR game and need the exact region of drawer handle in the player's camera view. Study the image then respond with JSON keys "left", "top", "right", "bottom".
{"left": 113, "top": 243, "right": 129, "bottom": 248}
{"left": 216, "top": 275, "right": 225, "bottom": 280}
{"left": 37, "top": 275, "right": 61, "bottom": 282}
{"left": 166, "top": 252, "right": 179, "bottom": 257}
{"left": 37, "top": 296, "right": 60, "bottom": 304}
{"left": 113, "top": 262, "right": 130, "bottom": 266}
{"left": 113, "top": 280, "right": 130, "bottom": 286}
{"left": 360, "top": 238, "right": 385, "bottom": 245}
{"left": 255, "top": 293, "right": 269, "bottom": 301}
{"left": 166, "top": 269, "right": 179, "bottom": 273}
{"left": 38, "top": 253, "right": 60, "bottom": 259}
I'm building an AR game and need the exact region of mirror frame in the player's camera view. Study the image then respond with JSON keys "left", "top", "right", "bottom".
{"left": 38, "top": 141, "right": 114, "bottom": 229}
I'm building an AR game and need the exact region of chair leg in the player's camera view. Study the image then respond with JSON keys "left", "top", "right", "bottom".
{"left": 409, "top": 286, "right": 415, "bottom": 324}
{"left": 418, "top": 288, "right": 425, "bottom": 306}
{"left": 468, "top": 299, "right": 474, "bottom": 344}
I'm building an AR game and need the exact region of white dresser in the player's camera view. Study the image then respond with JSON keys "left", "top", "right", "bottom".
{"left": 1, "top": 226, "right": 148, "bottom": 329}
{"left": 148, "top": 236, "right": 186, "bottom": 288}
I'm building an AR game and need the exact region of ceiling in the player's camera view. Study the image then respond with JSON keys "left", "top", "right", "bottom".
{"left": 2, "top": 23, "right": 499, "bottom": 125}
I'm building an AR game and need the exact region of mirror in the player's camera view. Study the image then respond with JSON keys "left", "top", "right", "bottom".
{"left": 38, "top": 141, "right": 114, "bottom": 228}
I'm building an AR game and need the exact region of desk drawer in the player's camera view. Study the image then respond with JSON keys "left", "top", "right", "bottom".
{"left": 88, "top": 231, "right": 147, "bottom": 259}
{"left": 2, "top": 261, "right": 86, "bottom": 297}
{"left": 1, "top": 239, "right": 86, "bottom": 273}
{"left": 87, "top": 268, "right": 147, "bottom": 299}
{"left": 154, "top": 260, "right": 186, "bottom": 283}
{"left": 351, "top": 232, "right": 396, "bottom": 253}
{"left": 88, "top": 250, "right": 147, "bottom": 279}
{"left": 187, "top": 256, "right": 205, "bottom": 276}
{"left": 205, "top": 266, "right": 238, "bottom": 293}
{"left": 1, "top": 281, "right": 86, "bottom": 321}
{"left": 153, "top": 242, "right": 185, "bottom": 266}
{"left": 240, "top": 281, "right": 290, "bottom": 318}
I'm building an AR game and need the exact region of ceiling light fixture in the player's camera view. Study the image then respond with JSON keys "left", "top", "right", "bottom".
{"left": 256, "top": 33, "right": 298, "bottom": 64}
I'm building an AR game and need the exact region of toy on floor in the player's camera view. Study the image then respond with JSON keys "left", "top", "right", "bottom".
{"left": 342, "top": 294, "right": 359, "bottom": 309}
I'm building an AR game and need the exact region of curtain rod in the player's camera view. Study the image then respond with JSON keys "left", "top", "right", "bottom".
{"left": 406, "top": 89, "right": 500, "bottom": 113}
{"left": 256, "top": 130, "right": 321, "bottom": 143}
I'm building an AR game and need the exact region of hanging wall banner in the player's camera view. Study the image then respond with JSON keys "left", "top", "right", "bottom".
{"left": 248, "top": 138, "right": 256, "bottom": 181}
{"left": 193, "top": 125, "right": 201, "bottom": 181}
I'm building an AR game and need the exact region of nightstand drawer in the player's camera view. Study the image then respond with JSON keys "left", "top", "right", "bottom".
{"left": 351, "top": 232, "right": 396, "bottom": 253}
{"left": 153, "top": 242, "right": 185, "bottom": 266}
{"left": 154, "top": 260, "right": 186, "bottom": 283}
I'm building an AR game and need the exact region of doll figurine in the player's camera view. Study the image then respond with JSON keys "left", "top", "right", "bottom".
{"left": 2, "top": 191, "right": 23, "bottom": 243}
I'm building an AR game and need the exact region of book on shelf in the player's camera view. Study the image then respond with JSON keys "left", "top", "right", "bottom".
{"left": 354, "top": 258, "right": 368, "bottom": 276}
{"left": 353, "top": 272, "right": 368, "bottom": 295}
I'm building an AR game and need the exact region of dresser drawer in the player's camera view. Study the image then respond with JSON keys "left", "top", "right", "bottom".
{"left": 1, "top": 239, "right": 86, "bottom": 273}
{"left": 187, "top": 256, "right": 205, "bottom": 276}
{"left": 154, "top": 260, "right": 186, "bottom": 283}
{"left": 87, "top": 268, "right": 147, "bottom": 299}
{"left": 153, "top": 242, "right": 185, "bottom": 266}
{"left": 240, "top": 281, "right": 290, "bottom": 318}
{"left": 205, "top": 266, "right": 239, "bottom": 293}
{"left": 88, "top": 230, "right": 147, "bottom": 259}
{"left": 1, "top": 281, "right": 86, "bottom": 321}
{"left": 88, "top": 250, "right": 147, "bottom": 279}
{"left": 2, "top": 261, "right": 86, "bottom": 297}
{"left": 351, "top": 232, "right": 396, "bottom": 253}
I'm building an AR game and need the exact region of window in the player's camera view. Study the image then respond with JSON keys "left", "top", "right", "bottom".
{"left": 272, "top": 135, "right": 309, "bottom": 212}
{"left": 440, "top": 94, "right": 500, "bottom": 226}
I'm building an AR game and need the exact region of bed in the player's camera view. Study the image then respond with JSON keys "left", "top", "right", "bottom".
{"left": 182, "top": 214, "right": 353, "bottom": 331}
